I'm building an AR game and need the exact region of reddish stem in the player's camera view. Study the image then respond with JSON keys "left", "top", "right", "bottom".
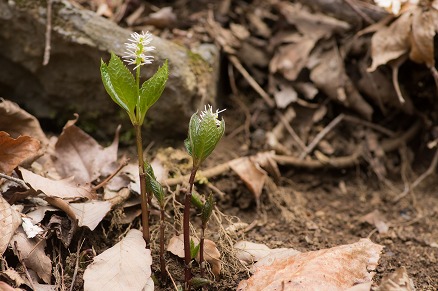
{"left": 184, "top": 167, "right": 198, "bottom": 291}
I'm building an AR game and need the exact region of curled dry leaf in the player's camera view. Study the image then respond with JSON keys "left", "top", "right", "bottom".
{"left": 229, "top": 157, "right": 267, "bottom": 208}
{"left": 0, "top": 195, "right": 22, "bottom": 255}
{"left": 83, "top": 229, "right": 152, "bottom": 291}
{"left": 167, "top": 234, "right": 222, "bottom": 276}
{"left": 237, "top": 238, "right": 383, "bottom": 291}
{"left": 0, "top": 132, "right": 41, "bottom": 175}
{"left": 53, "top": 115, "right": 120, "bottom": 185}
{"left": 20, "top": 167, "right": 96, "bottom": 200}
{"left": 11, "top": 227, "right": 52, "bottom": 284}
{"left": 376, "top": 266, "right": 415, "bottom": 291}
{"left": 0, "top": 99, "right": 49, "bottom": 146}
{"left": 361, "top": 210, "right": 390, "bottom": 234}
{"left": 70, "top": 201, "right": 112, "bottom": 231}
{"left": 21, "top": 217, "right": 44, "bottom": 238}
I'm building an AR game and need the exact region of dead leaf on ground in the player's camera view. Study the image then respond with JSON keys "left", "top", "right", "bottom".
{"left": 0, "top": 268, "right": 26, "bottom": 288}
{"left": 0, "top": 99, "right": 49, "bottom": 146}
{"left": 11, "top": 227, "right": 52, "bottom": 284}
{"left": 229, "top": 157, "right": 267, "bottom": 208}
{"left": 83, "top": 229, "right": 152, "bottom": 291}
{"left": 70, "top": 201, "right": 112, "bottom": 231}
{"left": 167, "top": 234, "right": 222, "bottom": 276}
{"left": 237, "top": 238, "right": 383, "bottom": 291}
{"left": 47, "top": 214, "right": 77, "bottom": 247}
{"left": 20, "top": 167, "right": 96, "bottom": 200}
{"left": 0, "top": 281, "right": 21, "bottom": 291}
{"left": 376, "top": 266, "right": 415, "bottom": 291}
{"left": 234, "top": 241, "right": 296, "bottom": 265}
{"left": 53, "top": 115, "right": 120, "bottom": 185}
{"left": 0, "top": 195, "right": 22, "bottom": 255}
{"left": 0, "top": 132, "right": 41, "bottom": 175}
{"left": 310, "top": 45, "right": 374, "bottom": 120}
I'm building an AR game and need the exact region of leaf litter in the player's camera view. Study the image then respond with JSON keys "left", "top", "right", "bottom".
{"left": 2, "top": 0, "right": 438, "bottom": 289}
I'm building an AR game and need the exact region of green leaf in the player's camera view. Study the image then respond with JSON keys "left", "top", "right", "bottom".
{"left": 188, "top": 111, "right": 225, "bottom": 167}
{"left": 191, "top": 192, "right": 203, "bottom": 210}
{"left": 184, "top": 138, "right": 192, "bottom": 156}
{"left": 100, "top": 53, "right": 137, "bottom": 123}
{"left": 201, "top": 194, "right": 214, "bottom": 225}
{"left": 144, "top": 162, "right": 165, "bottom": 207}
{"left": 190, "top": 277, "right": 212, "bottom": 288}
{"left": 138, "top": 59, "right": 169, "bottom": 125}
{"left": 190, "top": 239, "right": 200, "bottom": 259}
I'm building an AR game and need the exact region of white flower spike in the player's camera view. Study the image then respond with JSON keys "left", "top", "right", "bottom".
{"left": 200, "top": 104, "right": 226, "bottom": 126}
{"left": 123, "top": 31, "right": 155, "bottom": 69}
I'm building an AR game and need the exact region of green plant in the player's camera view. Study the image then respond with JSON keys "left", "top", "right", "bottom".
{"left": 100, "top": 31, "right": 168, "bottom": 247}
{"left": 184, "top": 105, "right": 225, "bottom": 290}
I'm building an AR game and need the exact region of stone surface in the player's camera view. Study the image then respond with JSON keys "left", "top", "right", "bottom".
{"left": 0, "top": 0, "right": 219, "bottom": 139}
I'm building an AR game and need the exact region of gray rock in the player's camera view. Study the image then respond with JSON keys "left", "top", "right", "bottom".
{"left": 0, "top": 0, "right": 219, "bottom": 140}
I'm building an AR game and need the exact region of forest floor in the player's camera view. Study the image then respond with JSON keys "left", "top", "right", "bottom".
{"left": 2, "top": 0, "right": 438, "bottom": 290}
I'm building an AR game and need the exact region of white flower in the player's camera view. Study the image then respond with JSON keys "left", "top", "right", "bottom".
{"left": 200, "top": 104, "right": 226, "bottom": 126}
{"left": 123, "top": 31, "right": 155, "bottom": 69}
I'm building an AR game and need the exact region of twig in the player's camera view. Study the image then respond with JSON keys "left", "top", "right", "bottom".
{"left": 0, "top": 173, "right": 30, "bottom": 190}
{"left": 275, "top": 110, "right": 307, "bottom": 152}
{"left": 393, "top": 144, "right": 438, "bottom": 202}
{"left": 13, "top": 241, "right": 36, "bottom": 291}
{"left": 92, "top": 157, "right": 129, "bottom": 191}
{"left": 227, "top": 54, "right": 275, "bottom": 108}
{"left": 299, "top": 114, "right": 345, "bottom": 160}
{"left": 344, "top": 0, "right": 374, "bottom": 25}
{"left": 43, "top": 0, "right": 52, "bottom": 65}
{"left": 69, "top": 235, "right": 85, "bottom": 291}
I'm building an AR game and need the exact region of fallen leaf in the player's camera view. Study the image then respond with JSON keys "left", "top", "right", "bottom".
{"left": 270, "top": 38, "right": 317, "bottom": 81}
{"left": 0, "top": 99, "right": 49, "bottom": 146}
{"left": 11, "top": 227, "right": 52, "bottom": 284}
{"left": 25, "top": 206, "right": 58, "bottom": 223}
{"left": 70, "top": 201, "right": 112, "bottom": 231}
{"left": 167, "top": 234, "right": 222, "bottom": 276}
{"left": 0, "top": 268, "right": 26, "bottom": 287}
{"left": 20, "top": 167, "right": 96, "bottom": 200}
{"left": 0, "top": 195, "right": 22, "bottom": 255}
{"left": 310, "top": 45, "right": 373, "bottom": 120}
{"left": 409, "top": 8, "right": 436, "bottom": 67}
{"left": 143, "top": 7, "right": 176, "bottom": 28}
{"left": 237, "top": 238, "right": 383, "bottom": 291}
{"left": 360, "top": 210, "right": 389, "bottom": 234}
{"left": 47, "top": 214, "right": 77, "bottom": 247}
{"left": 229, "top": 157, "right": 267, "bottom": 208}
{"left": 53, "top": 115, "right": 120, "bottom": 184}
{"left": 0, "top": 132, "right": 41, "bottom": 175}
{"left": 83, "top": 229, "right": 152, "bottom": 291}
{"left": 0, "top": 281, "right": 20, "bottom": 291}
{"left": 21, "top": 217, "right": 44, "bottom": 238}
{"left": 234, "top": 241, "right": 280, "bottom": 264}
{"left": 377, "top": 266, "right": 415, "bottom": 291}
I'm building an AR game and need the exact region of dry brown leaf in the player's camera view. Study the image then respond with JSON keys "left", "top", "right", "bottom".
{"left": 376, "top": 266, "right": 415, "bottom": 291}
{"left": 0, "top": 99, "right": 49, "bottom": 146}
{"left": 409, "top": 8, "right": 436, "bottom": 67}
{"left": 44, "top": 196, "right": 77, "bottom": 223}
{"left": 0, "top": 132, "right": 41, "bottom": 175}
{"left": 47, "top": 214, "right": 76, "bottom": 247}
{"left": 237, "top": 238, "right": 383, "bottom": 291}
{"left": 235, "top": 241, "right": 289, "bottom": 265}
{"left": 142, "top": 7, "right": 176, "bottom": 28}
{"left": 83, "top": 229, "right": 152, "bottom": 291}
{"left": 0, "top": 268, "right": 26, "bottom": 287}
{"left": 269, "top": 38, "right": 316, "bottom": 81}
{"left": 167, "top": 234, "right": 222, "bottom": 276}
{"left": 70, "top": 201, "right": 112, "bottom": 231}
{"left": 0, "top": 195, "right": 22, "bottom": 255}
{"left": 53, "top": 116, "right": 120, "bottom": 184}
{"left": 361, "top": 210, "right": 390, "bottom": 234}
{"left": 0, "top": 281, "right": 21, "bottom": 291}
{"left": 20, "top": 167, "right": 96, "bottom": 200}
{"left": 229, "top": 157, "right": 267, "bottom": 207}
{"left": 310, "top": 46, "right": 373, "bottom": 120}
{"left": 11, "top": 227, "right": 52, "bottom": 284}
{"left": 368, "top": 11, "right": 412, "bottom": 72}
{"left": 26, "top": 206, "right": 58, "bottom": 223}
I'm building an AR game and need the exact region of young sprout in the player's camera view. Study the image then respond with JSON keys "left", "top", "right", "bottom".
{"left": 183, "top": 105, "right": 225, "bottom": 290}
{"left": 100, "top": 31, "right": 168, "bottom": 247}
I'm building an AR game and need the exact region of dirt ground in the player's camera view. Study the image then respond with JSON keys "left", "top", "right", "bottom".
{"left": 2, "top": 0, "right": 438, "bottom": 290}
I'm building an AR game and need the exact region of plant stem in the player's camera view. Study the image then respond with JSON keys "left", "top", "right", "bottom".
{"left": 135, "top": 124, "right": 150, "bottom": 247}
{"left": 200, "top": 224, "right": 205, "bottom": 277}
{"left": 184, "top": 167, "right": 198, "bottom": 291}
{"left": 160, "top": 207, "right": 166, "bottom": 280}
